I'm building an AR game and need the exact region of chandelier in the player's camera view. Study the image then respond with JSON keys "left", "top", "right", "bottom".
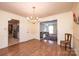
{"left": 27, "top": 6, "right": 39, "bottom": 24}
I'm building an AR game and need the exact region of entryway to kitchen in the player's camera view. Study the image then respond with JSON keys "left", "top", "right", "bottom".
{"left": 8, "top": 19, "right": 19, "bottom": 46}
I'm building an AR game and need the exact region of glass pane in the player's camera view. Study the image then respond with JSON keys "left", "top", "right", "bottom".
{"left": 48, "top": 25, "right": 54, "bottom": 34}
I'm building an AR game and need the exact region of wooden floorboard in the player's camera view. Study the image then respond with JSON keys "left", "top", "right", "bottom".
{"left": 0, "top": 39, "right": 76, "bottom": 56}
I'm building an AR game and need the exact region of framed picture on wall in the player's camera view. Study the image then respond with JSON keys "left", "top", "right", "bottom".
{"left": 73, "top": 13, "right": 79, "bottom": 24}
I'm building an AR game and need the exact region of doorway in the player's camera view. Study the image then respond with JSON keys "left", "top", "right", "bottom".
{"left": 8, "top": 19, "right": 19, "bottom": 46}
{"left": 40, "top": 20, "right": 57, "bottom": 43}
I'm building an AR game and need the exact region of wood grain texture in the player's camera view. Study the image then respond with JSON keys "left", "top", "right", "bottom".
{"left": 0, "top": 39, "right": 76, "bottom": 56}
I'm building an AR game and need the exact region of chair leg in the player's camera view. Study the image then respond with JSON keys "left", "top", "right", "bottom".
{"left": 69, "top": 44, "right": 71, "bottom": 49}
{"left": 65, "top": 44, "right": 67, "bottom": 50}
{"left": 60, "top": 43, "right": 62, "bottom": 48}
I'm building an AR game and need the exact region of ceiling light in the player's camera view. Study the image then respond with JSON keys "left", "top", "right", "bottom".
{"left": 27, "top": 6, "right": 39, "bottom": 24}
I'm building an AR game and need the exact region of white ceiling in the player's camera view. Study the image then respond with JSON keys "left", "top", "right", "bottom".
{"left": 0, "top": 2, "right": 73, "bottom": 18}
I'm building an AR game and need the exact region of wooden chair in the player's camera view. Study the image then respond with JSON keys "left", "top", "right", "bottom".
{"left": 60, "top": 33, "right": 72, "bottom": 50}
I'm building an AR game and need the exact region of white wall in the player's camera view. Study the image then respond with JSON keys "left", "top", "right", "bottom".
{"left": 73, "top": 3, "right": 79, "bottom": 55}
{"left": 34, "top": 11, "right": 73, "bottom": 45}
{"left": 0, "top": 10, "right": 34, "bottom": 49}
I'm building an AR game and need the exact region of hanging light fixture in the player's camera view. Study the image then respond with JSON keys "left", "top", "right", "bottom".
{"left": 27, "top": 6, "right": 39, "bottom": 24}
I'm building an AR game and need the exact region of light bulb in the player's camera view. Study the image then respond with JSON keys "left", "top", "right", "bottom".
{"left": 31, "top": 16, "right": 32, "bottom": 18}
{"left": 36, "top": 17, "right": 39, "bottom": 19}
{"left": 27, "top": 17, "right": 29, "bottom": 19}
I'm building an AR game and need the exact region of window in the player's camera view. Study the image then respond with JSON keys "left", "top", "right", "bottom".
{"left": 48, "top": 25, "right": 54, "bottom": 34}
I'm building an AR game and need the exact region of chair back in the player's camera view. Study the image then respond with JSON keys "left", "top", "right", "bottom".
{"left": 65, "top": 33, "right": 72, "bottom": 42}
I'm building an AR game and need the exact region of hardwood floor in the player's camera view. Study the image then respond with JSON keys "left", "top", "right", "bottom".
{"left": 0, "top": 39, "right": 76, "bottom": 56}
